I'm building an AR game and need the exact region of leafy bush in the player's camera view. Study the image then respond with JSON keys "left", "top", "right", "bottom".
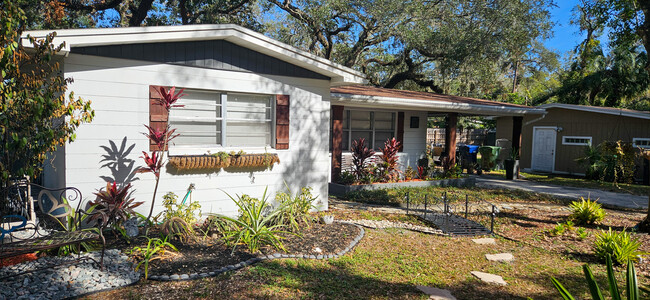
{"left": 161, "top": 191, "right": 201, "bottom": 226}
{"left": 274, "top": 186, "right": 316, "bottom": 232}
{"left": 569, "top": 196, "right": 606, "bottom": 225}
{"left": 548, "top": 223, "right": 567, "bottom": 237}
{"left": 552, "top": 254, "right": 639, "bottom": 300}
{"left": 350, "top": 138, "right": 375, "bottom": 182}
{"left": 404, "top": 166, "right": 416, "bottom": 181}
{"left": 213, "top": 189, "right": 288, "bottom": 254}
{"left": 90, "top": 182, "right": 143, "bottom": 229}
{"left": 130, "top": 236, "right": 178, "bottom": 280}
{"left": 576, "top": 227, "right": 589, "bottom": 240}
{"left": 577, "top": 141, "right": 636, "bottom": 183}
{"left": 344, "top": 189, "right": 394, "bottom": 205}
{"left": 593, "top": 228, "right": 646, "bottom": 265}
{"left": 337, "top": 171, "right": 357, "bottom": 185}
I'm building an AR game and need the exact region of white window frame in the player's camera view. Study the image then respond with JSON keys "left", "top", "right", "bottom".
{"left": 562, "top": 136, "right": 592, "bottom": 146}
{"left": 633, "top": 138, "right": 650, "bottom": 149}
{"left": 341, "top": 108, "right": 397, "bottom": 152}
{"left": 168, "top": 89, "right": 276, "bottom": 154}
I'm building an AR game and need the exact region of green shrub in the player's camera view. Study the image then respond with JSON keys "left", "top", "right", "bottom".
{"left": 344, "top": 189, "right": 394, "bottom": 205}
{"left": 274, "top": 186, "right": 316, "bottom": 232}
{"left": 593, "top": 228, "right": 646, "bottom": 265}
{"left": 161, "top": 191, "right": 201, "bottom": 226}
{"left": 212, "top": 189, "right": 288, "bottom": 254}
{"left": 569, "top": 196, "right": 606, "bottom": 225}
{"left": 548, "top": 223, "right": 567, "bottom": 237}
{"left": 576, "top": 227, "right": 589, "bottom": 240}
{"left": 337, "top": 171, "right": 357, "bottom": 185}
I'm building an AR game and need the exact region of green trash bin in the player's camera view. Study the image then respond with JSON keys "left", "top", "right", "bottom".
{"left": 478, "top": 146, "right": 501, "bottom": 171}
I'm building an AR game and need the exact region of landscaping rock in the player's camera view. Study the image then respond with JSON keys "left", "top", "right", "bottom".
{"left": 485, "top": 253, "right": 514, "bottom": 263}
{"left": 416, "top": 285, "right": 457, "bottom": 300}
{"left": 471, "top": 238, "right": 496, "bottom": 245}
{"left": 470, "top": 271, "right": 507, "bottom": 286}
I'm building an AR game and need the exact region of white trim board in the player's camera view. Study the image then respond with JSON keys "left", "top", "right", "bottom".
{"left": 21, "top": 25, "right": 367, "bottom": 86}
{"left": 539, "top": 103, "right": 650, "bottom": 120}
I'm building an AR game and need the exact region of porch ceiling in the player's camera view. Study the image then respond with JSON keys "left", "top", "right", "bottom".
{"left": 331, "top": 85, "right": 545, "bottom": 117}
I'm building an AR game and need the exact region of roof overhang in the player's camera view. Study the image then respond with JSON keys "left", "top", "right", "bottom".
{"left": 331, "top": 93, "right": 546, "bottom": 116}
{"left": 539, "top": 103, "right": 650, "bottom": 120}
{"left": 21, "top": 24, "right": 367, "bottom": 86}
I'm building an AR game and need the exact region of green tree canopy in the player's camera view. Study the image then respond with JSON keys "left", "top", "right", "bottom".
{"left": 0, "top": 2, "right": 94, "bottom": 188}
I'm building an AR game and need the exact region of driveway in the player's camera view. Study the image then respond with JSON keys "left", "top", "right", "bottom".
{"left": 474, "top": 176, "right": 649, "bottom": 210}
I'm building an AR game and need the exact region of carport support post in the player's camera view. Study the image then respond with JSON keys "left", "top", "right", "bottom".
{"left": 512, "top": 116, "right": 523, "bottom": 178}
{"left": 331, "top": 105, "right": 345, "bottom": 182}
{"left": 444, "top": 112, "right": 458, "bottom": 170}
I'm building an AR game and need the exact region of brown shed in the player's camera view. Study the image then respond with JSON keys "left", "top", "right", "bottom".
{"left": 497, "top": 103, "right": 650, "bottom": 176}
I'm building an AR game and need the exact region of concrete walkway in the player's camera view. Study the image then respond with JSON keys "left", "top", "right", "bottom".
{"left": 474, "top": 176, "right": 648, "bottom": 210}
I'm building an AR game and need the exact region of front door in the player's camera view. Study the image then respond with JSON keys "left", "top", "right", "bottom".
{"left": 532, "top": 127, "right": 556, "bottom": 172}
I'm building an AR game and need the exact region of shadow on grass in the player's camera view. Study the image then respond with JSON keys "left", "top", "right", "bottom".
{"left": 499, "top": 211, "right": 566, "bottom": 226}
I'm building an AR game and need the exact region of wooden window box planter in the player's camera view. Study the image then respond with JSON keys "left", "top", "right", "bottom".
{"left": 169, "top": 154, "right": 280, "bottom": 171}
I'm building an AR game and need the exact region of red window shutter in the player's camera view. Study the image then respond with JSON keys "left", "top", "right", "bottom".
{"left": 397, "top": 112, "right": 405, "bottom": 152}
{"left": 276, "top": 95, "right": 290, "bottom": 150}
{"left": 149, "top": 85, "right": 169, "bottom": 151}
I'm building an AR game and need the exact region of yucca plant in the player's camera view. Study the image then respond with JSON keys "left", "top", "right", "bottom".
{"left": 213, "top": 188, "right": 289, "bottom": 254}
{"left": 551, "top": 254, "right": 639, "bottom": 300}
{"left": 273, "top": 185, "right": 316, "bottom": 233}
{"left": 594, "top": 228, "right": 647, "bottom": 265}
{"left": 569, "top": 196, "right": 606, "bottom": 225}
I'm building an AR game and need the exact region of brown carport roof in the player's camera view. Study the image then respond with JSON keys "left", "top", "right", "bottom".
{"left": 330, "top": 85, "right": 543, "bottom": 116}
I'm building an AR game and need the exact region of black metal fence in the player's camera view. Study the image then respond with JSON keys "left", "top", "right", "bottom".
{"left": 404, "top": 191, "right": 498, "bottom": 236}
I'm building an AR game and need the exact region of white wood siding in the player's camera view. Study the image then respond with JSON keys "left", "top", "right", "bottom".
{"left": 52, "top": 54, "right": 331, "bottom": 217}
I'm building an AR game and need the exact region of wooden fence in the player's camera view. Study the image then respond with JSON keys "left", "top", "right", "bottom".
{"left": 427, "top": 128, "right": 489, "bottom": 146}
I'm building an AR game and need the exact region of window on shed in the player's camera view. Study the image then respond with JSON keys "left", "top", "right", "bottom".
{"left": 633, "top": 138, "right": 650, "bottom": 149}
{"left": 562, "top": 136, "right": 592, "bottom": 146}
{"left": 167, "top": 89, "right": 275, "bottom": 148}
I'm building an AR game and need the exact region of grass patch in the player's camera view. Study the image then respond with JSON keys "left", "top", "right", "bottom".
{"left": 341, "top": 185, "right": 565, "bottom": 206}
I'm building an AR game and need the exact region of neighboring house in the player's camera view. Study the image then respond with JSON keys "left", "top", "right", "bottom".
{"left": 497, "top": 103, "right": 650, "bottom": 176}
{"left": 22, "top": 25, "right": 365, "bottom": 216}
{"left": 329, "top": 85, "right": 545, "bottom": 181}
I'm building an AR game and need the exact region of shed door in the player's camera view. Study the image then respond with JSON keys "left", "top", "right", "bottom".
{"left": 532, "top": 127, "right": 556, "bottom": 172}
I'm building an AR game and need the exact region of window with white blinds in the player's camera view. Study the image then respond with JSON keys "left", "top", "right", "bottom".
{"left": 340, "top": 109, "right": 396, "bottom": 151}
{"left": 169, "top": 90, "right": 273, "bottom": 148}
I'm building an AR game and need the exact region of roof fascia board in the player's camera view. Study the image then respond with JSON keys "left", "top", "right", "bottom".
{"left": 540, "top": 103, "right": 650, "bottom": 120}
{"left": 21, "top": 25, "right": 367, "bottom": 85}
{"left": 332, "top": 93, "right": 545, "bottom": 116}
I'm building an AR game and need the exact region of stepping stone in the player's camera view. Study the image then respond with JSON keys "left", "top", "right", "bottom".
{"left": 471, "top": 238, "right": 496, "bottom": 245}
{"left": 485, "top": 253, "right": 515, "bottom": 263}
{"left": 416, "top": 285, "right": 457, "bottom": 300}
{"left": 470, "top": 271, "right": 507, "bottom": 286}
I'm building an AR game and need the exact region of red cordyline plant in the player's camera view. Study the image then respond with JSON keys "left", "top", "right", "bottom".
{"left": 379, "top": 138, "right": 401, "bottom": 181}
{"left": 417, "top": 166, "right": 427, "bottom": 179}
{"left": 140, "top": 86, "right": 185, "bottom": 222}
{"left": 143, "top": 125, "right": 179, "bottom": 150}
{"left": 350, "top": 138, "right": 375, "bottom": 181}
{"left": 91, "top": 182, "right": 144, "bottom": 227}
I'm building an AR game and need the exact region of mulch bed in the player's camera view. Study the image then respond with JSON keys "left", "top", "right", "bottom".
{"left": 105, "top": 222, "right": 359, "bottom": 277}
{"left": 497, "top": 205, "right": 650, "bottom": 274}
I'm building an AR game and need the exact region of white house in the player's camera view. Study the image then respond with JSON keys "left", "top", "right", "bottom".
{"left": 22, "top": 25, "right": 366, "bottom": 217}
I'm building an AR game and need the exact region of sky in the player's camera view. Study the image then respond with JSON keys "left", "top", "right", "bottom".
{"left": 543, "top": 0, "right": 584, "bottom": 61}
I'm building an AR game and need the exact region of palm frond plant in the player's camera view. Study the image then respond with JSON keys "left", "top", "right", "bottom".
{"left": 212, "top": 188, "right": 291, "bottom": 254}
